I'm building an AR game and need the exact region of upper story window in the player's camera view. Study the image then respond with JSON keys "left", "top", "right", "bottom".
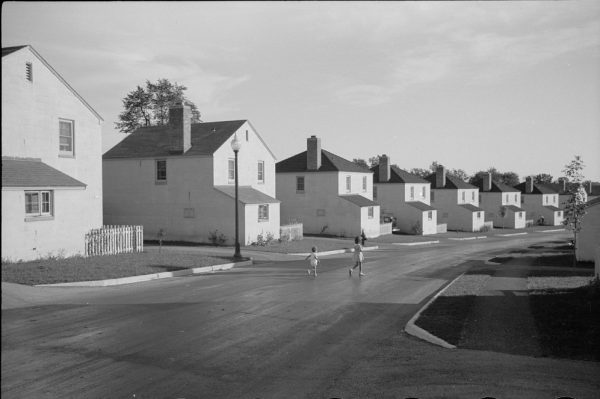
{"left": 362, "top": 176, "right": 367, "bottom": 192}
{"left": 461, "top": 191, "right": 466, "bottom": 203}
{"left": 25, "top": 190, "right": 53, "bottom": 218}
{"left": 258, "top": 204, "right": 269, "bottom": 222}
{"left": 505, "top": 194, "right": 509, "bottom": 203}
{"left": 553, "top": 196, "right": 556, "bottom": 204}
{"left": 515, "top": 194, "right": 518, "bottom": 202}
{"left": 228, "top": 159, "right": 235, "bottom": 183}
{"left": 471, "top": 191, "right": 475, "bottom": 201}
{"left": 296, "top": 176, "right": 305, "bottom": 193}
{"left": 246, "top": 130, "right": 249, "bottom": 141}
{"left": 257, "top": 161, "right": 264, "bottom": 184}
{"left": 26, "top": 62, "right": 33, "bottom": 82}
{"left": 422, "top": 187, "right": 426, "bottom": 198}
{"left": 346, "top": 176, "right": 351, "bottom": 193}
{"left": 59, "top": 119, "right": 74, "bottom": 157}
{"left": 410, "top": 186, "right": 415, "bottom": 200}
{"left": 156, "top": 159, "right": 167, "bottom": 183}
{"left": 545, "top": 196, "right": 548, "bottom": 204}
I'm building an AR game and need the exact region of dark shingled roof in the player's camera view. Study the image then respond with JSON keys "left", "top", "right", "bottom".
{"left": 214, "top": 186, "right": 280, "bottom": 204}
{"left": 2, "top": 158, "right": 86, "bottom": 188}
{"left": 339, "top": 195, "right": 378, "bottom": 207}
{"left": 514, "top": 182, "right": 558, "bottom": 195}
{"left": 276, "top": 149, "right": 371, "bottom": 174}
{"left": 2, "top": 45, "right": 28, "bottom": 57}
{"left": 408, "top": 202, "right": 436, "bottom": 211}
{"left": 504, "top": 205, "right": 524, "bottom": 212}
{"left": 103, "top": 120, "right": 247, "bottom": 159}
{"left": 544, "top": 205, "right": 562, "bottom": 212}
{"left": 473, "top": 179, "right": 519, "bottom": 193}
{"left": 586, "top": 197, "right": 600, "bottom": 207}
{"left": 460, "top": 204, "right": 484, "bottom": 212}
{"left": 425, "top": 174, "right": 477, "bottom": 190}
{"left": 371, "top": 165, "right": 429, "bottom": 184}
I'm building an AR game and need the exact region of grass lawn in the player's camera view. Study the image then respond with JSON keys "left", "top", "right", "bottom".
{"left": 244, "top": 235, "right": 376, "bottom": 253}
{"left": 1, "top": 251, "right": 240, "bottom": 286}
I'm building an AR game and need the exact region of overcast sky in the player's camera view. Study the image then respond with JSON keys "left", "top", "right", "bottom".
{"left": 3, "top": 1, "right": 599, "bottom": 181}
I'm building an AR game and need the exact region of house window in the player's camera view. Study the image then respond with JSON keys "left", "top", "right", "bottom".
{"left": 461, "top": 191, "right": 466, "bottom": 202}
{"left": 505, "top": 194, "right": 509, "bottom": 203}
{"left": 553, "top": 196, "right": 556, "bottom": 204}
{"left": 427, "top": 211, "right": 433, "bottom": 221}
{"left": 422, "top": 187, "right": 426, "bottom": 198}
{"left": 296, "top": 176, "right": 305, "bottom": 193}
{"left": 477, "top": 212, "right": 482, "bottom": 219}
{"left": 156, "top": 159, "right": 167, "bottom": 182}
{"left": 258, "top": 204, "right": 269, "bottom": 221}
{"left": 373, "top": 186, "right": 378, "bottom": 200}
{"left": 246, "top": 130, "right": 249, "bottom": 141}
{"left": 519, "top": 212, "right": 523, "bottom": 219}
{"left": 346, "top": 176, "right": 351, "bottom": 193}
{"left": 515, "top": 194, "right": 518, "bottom": 202}
{"left": 367, "top": 206, "right": 374, "bottom": 219}
{"left": 362, "top": 176, "right": 367, "bottom": 192}
{"left": 558, "top": 211, "right": 562, "bottom": 217}
{"left": 228, "top": 159, "right": 235, "bottom": 182}
{"left": 472, "top": 191, "right": 475, "bottom": 201}
{"left": 257, "top": 161, "right": 264, "bottom": 183}
{"left": 25, "top": 190, "right": 53, "bottom": 217}
{"left": 59, "top": 119, "right": 74, "bottom": 156}
{"left": 26, "top": 62, "right": 33, "bottom": 82}
{"left": 545, "top": 196, "right": 548, "bottom": 204}
{"left": 410, "top": 186, "right": 415, "bottom": 200}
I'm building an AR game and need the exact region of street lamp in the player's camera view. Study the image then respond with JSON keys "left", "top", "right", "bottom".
{"left": 231, "top": 133, "right": 242, "bottom": 259}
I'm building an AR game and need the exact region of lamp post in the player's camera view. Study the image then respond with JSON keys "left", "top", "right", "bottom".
{"left": 231, "top": 133, "right": 242, "bottom": 259}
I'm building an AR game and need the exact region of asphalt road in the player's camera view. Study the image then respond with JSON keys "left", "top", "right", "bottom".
{"left": 2, "top": 232, "right": 599, "bottom": 399}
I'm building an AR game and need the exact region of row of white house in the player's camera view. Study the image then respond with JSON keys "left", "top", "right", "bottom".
{"left": 2, "top": 45, "right": 599, "bottom": 264}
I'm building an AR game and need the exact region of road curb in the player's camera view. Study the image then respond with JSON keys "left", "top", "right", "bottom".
{"left": 447, "top": 236, "right": 487, "bottom": 241}
{"left": 34, "top": 259, "right": 253, "bottom": 287}
{"left": 538, "top": 228, "right": 566, "bottom": 233}
{"left": 404, "top": 273, "right": 464, "bottom": 349}
{"left": 288, "top": 246, "right": 379, "bottom": 256}
{"left": 495, "top": 232, "right": 528, "bottom": 237}
{"left": 393, "top": 240, "right": 440, "bottom": 246}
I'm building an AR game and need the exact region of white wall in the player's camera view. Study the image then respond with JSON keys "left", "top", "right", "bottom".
{"left": 2, "top": 47, "right": 103, "bottom": 261}
{"left": 337, "top": 171, "right": 374, "bottom": 199}
{"left": 374, "top": 182, "right": 436, "bottom": 235}
{"left": 577, "top": 204, "right": 600, "bottom": 262}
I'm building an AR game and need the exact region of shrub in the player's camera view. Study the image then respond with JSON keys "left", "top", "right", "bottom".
{"left": 411, "top": 221, "right": 423, "bottom": 235}
{"left": 479, "top": 225, "right": 491, "bottom": 232}
{"left": 208, "top": 230, "right": 227, "bottom": 246}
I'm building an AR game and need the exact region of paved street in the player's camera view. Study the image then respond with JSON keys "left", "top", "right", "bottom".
{"left": 2, "top": 231, "right": 599, "bottom": 399}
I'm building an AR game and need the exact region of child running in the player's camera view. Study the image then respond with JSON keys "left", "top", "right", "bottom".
{"left": 349, "top": 236, "right": 366, "bottom": 277}
{"left": 305, "top": 246, "right": 319, "bottom": 277}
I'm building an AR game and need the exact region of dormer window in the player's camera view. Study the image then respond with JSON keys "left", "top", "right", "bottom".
{"left": 26, "top": 62, "right": 33, "bottom": 82}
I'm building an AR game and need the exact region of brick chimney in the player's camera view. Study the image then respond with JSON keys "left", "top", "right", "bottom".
{"left": 526, "top": 176, "right": 534, "bottom": 193}
{"left": 589, "top": 181, "right": 593, "bottom": 194}
{"left": 560, "top": 178, "right": 566, "bottom": 192}
{"left": 435, "top": 166, "right": 446, "bottom": 188}
{"left": 483, "top": 172, "right": 492, "bottom": 192}
{"left": 169, "top": 101, "right": 191, "bottom": 154}
{"left": 307, "top": 135, "right": 321, "bottom": 170}
{"left": 379, "top": 154, "right": 390, "bottom": 182}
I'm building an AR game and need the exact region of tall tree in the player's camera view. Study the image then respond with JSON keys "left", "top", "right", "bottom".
{"left": 499, "top": 171, "right": 520, "bottom": 187}
{"left": 562, "top": 156, "right": 587, "bottom": 266}
{"left": 409, "top": 168, "right": 430, "bottom": 178}
{"left": 468, "top": 168, "right": 519, "bottom": 186}
{"left": 533, "top": 173, "right": 553, "bottom": 184}
{"left": 352, "top": 158, "right": 369, "bottom": 169}
{"left": 115, "top": 79, "right": 201, "bottom": 134}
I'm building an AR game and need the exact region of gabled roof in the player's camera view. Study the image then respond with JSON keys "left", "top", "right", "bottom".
{"left": 2, "top": 45, "right": 103, "bottom": 122}
{"left": 2, "top": 45, "right": 27, "bottom": 57}
{"left": 339, "top": 195, "right": 378, "bottom": 207}
{"left": 276, "top": 149, "right": 371, "bottom": 174}
{"left": 214, "top": 185, "right": 280, "bottom": 204}
{"left": 504, "top": 205, "right": 524, "bottom": 212}
{"left": 544, "top": 205, "right": 561, "bottom": 212}
{"left": 586, "top": 197, "right": 600, "bottom": 207}
{"left": 103, "top": 120, "right": 247, "bottom": 159}
{"left": 424, "top": 174, "right": 477, "bottom": 190}
{"left": 460, "top": 204, "right": 484, "bottom": 212}
{"left": 407, "top": 202, "right": 436, "bottom": 211}
{"left": 514, "top": 182, "right": 558, "bottom": 195}
{"left": 371, "top": 165, "right": 428, "bottom": 184}
{"left": 2, "top": 157, "right": 86, "bottom": 188}
{"left": 473, "top": 179, "right": 519, "bottom": 193}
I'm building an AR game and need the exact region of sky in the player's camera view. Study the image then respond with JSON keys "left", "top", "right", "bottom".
{"left": 2, "top": 1, "right": 599, "bottom": 182}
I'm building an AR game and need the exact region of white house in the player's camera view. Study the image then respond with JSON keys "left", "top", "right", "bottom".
{"left": 276, "top": 136, "right": 381, "bottom": 238}
{"left": 425, "top": 166, "right": 485, "bottom": 232}
{"left": 1, "top": 45, "right": 104, "bottom": 261}
{"left": 576, "top": 197, "right": 600, "bottom": 266}
{"left": 475, "top": 173, "right": 526, "bottom": 229}
{"left": 515, "top": 177, "right": 564, "bottom": 226}
{"left": 103, "top": 103, "right": 280, "bottom": 245}
{"left": 371, "top": 155, "right": 437, "bottom": 235}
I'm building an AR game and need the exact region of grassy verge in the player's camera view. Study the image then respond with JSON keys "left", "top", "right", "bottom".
{"left": 529, "top": 279, "right": 600, "bottom": 361}
{"left": 413, "top": 296, "right": 476, "bottom": 345}
{"left": 1, "top": 251, "right": 240, "bottom": 286}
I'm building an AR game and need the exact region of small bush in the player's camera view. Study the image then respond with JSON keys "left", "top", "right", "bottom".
{"left": 479, "top": 225, "right": 491, "bottom": 232}
{"left": 208, "top": 230, "right": 227, "bottom": 246}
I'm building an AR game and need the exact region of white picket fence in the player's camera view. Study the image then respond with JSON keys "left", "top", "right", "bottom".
{"left": 85, "top": 225, "right": 143, "bottom": 257}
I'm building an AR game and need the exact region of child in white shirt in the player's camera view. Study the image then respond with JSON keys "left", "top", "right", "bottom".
{"left": 305, "top": 246, "right": 319, "bottom": 277}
